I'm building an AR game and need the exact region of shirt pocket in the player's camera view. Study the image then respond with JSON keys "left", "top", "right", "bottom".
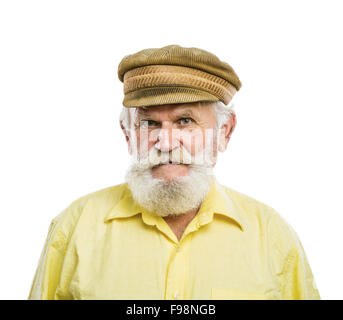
{"left": 211, "top": 288, "right": 274, "bottom": 300}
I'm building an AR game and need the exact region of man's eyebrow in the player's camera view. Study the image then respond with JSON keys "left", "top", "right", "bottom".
{"left": 137, "top": 107, "right": 149, "bottom": 114}
{"left": 136, "top": 107, "right": 200, "bottom": 120}
{"left": 175, "top": 109, "right": 199, "bottom": 119}
{"left": 136, "top": 108, "right": 153, "bottom": 119}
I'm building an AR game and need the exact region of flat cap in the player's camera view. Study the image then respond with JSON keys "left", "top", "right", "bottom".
{"left": 118, "top": 44, "right": 241, "bottom": 108}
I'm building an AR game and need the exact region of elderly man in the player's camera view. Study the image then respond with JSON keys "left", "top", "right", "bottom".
{"left": 29, "top": 45, "right": 320, "bottom": 300}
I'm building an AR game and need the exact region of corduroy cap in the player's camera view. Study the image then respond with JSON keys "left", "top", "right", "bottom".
{"left": 118, "top": 44, "right": 241, "bottom": 108}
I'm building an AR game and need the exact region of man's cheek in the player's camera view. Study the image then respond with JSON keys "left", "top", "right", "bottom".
{"left": 181, "top": 129, "right": 205, "bottom": 155}
{"left": 148, "top": 128, "right": 160, "bottom": 143}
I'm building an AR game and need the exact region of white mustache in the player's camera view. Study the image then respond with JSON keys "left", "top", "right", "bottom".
{"left": 137, "top": 146, "right": 192, "bottom": 169}
{"left": 131, "top": 144, "right": 213, "bottom": 170}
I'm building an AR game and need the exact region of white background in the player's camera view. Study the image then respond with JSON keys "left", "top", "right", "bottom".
{"left": 0, "top": 0, "right": 342, "bottom": 300}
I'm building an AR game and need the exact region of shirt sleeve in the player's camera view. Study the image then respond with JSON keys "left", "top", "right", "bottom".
{"left": 28, "top": 216, "right": 67, "bottom": 300}
{"left": 280, "top": 238, "right": 321, "bottom": 300}
{"left": 268, "top": 212, "right": 321, "bottom": 300}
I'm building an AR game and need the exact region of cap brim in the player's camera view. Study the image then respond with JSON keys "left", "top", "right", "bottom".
{"left": 123, "top": 86, "right": 221, "bottom": 108}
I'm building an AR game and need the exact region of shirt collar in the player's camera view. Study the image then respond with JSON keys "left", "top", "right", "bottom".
{"left": 197, "top": 177, "right": 247, "bottom": 231}
{"left": 104, "top": 178, "right": 247, "bottom": 232}
{"left": 104, "top": 186, "right": 142, "bottom": 222}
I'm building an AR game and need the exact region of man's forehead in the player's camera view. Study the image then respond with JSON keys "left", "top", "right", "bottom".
{"left": 136, "top": 102, "right": 213, "bottom": 117}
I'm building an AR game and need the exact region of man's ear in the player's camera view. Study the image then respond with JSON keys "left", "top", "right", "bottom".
{"left": 120, "top": 120, "right": 132, "bottom": 154}
{"left": 218, "top": 112, "right": 237, "bottom": 152}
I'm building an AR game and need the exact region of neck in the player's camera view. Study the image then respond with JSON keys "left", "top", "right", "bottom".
{"left": 163, "top": 207, "right": 200, "bottom": 241}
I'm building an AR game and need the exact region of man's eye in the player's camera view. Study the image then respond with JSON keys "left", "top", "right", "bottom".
{"left": 178, "top": 118, "right": 193, "bottom": 125}
{"left": 140, "top": 120, "right": 158, "bottom": 127}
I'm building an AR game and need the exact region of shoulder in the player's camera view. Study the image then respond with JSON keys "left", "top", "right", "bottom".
{"left": 50, "top": 183, "right": 128, "bottom": 240}
{"left": 221, "top": 184, "right": 279, "bottom": 224}
{"left": 219, "top": 184, "right": 304, "bottom": 274}
{"left": 220, "top": 184, "right": 300, "bottom": 252}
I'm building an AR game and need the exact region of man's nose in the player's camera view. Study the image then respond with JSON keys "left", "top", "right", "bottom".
{"left": 154, "top": 124, "right": 180, "bottom": 152}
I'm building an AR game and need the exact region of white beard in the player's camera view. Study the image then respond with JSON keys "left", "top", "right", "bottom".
{"left": 125, "top": 145, "right": 214, "bottom": 217}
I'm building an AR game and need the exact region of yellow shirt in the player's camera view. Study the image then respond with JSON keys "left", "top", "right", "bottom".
{"left": 28, "top": 179, "right": 320, "bottom": 300}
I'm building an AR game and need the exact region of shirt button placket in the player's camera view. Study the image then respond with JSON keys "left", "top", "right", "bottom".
{"left": 165, "top": 239, "right": 190, "bottom": 300}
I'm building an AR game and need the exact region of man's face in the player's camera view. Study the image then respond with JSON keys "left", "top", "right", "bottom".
{"left": 130, "top": 102, "right": 218, "bottom": 182}
{"left": 122, "top": 101, "right": 236, "bottom": 216}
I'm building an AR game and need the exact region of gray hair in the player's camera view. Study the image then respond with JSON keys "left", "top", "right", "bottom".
{"left": 119, "top": 100, "right": 235, "bottom": 131}
{"left": 213, "top": 100, "right": 235, "bottom": 129}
